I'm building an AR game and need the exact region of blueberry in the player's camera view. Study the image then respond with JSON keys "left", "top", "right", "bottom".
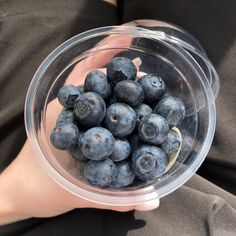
{"left": 138, "top": 74, "right": 166, "bottom": 104}
{"left": 134, "top": 104, "right": 153, "bottom": 127}
{"left": 104, "top": 103, "right": 136, "bottom": 137}
{"left": 114, "top": 80, "right": 144, "bottom": 107}
{"left": 154, "top": 96, "right": 186, "bottom": 127}
{"left": 56, "top": 109, "right": 75, "bottom": 126}
{"left": 77, "top": 85, "right": 84, "bottom": 94}
{"left": 74, "top": 92, "right": 106, "bottom": 127}
{"left": 110, "top": 138, "right": 131, "bottom": 162}
{"left": 127, "top": 133, "right": 144, "bottom": 153}
{"left": 160, "top": 129, "right": 181, "bottom": 156}
{"left": 138, "top": 114, "right": 169, "bottom": 145}
{"left": 110, "top": 161, "right": 135, "bottom": 188}
{"left": 107, "top": 57, "right": 137, "bottom": 84}
{"left": 69, "top": 144, "right": 88, "bottom": 162}
{"left": 50, "top": 123, "right": 79, "bottom": 150}
{"left": 58, "top": 85, "right": 81, "bottom": 108}
{"left": 84, "top": 158, "right": 117, "bottom": 187}
{"left": 131, "top": 145, "right": 167, "bottom": 181}
{"left": 79, "top": 127, "right": 115, "bottom": 161}
{"left": 84, "top": 70, "right": 112, "bottom": 99}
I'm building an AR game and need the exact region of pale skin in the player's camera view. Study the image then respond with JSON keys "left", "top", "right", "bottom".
{"left": 103, "top": 0, "right": 117, "bottom": 6}
{"left": 0, "top": 29, "right": 159, "bottom": 227}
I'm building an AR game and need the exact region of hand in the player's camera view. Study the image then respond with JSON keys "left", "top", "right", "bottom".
{"left": 0, "top": 34, "right": 159, "bottom": 226}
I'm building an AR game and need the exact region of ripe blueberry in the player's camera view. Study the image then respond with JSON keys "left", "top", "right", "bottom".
{"left": 138, "top": 74, "right": 165, "bottom": 103}
{"left": 110, "top": 161, "right": 135, "bottom": 188}
{"left": 50, "top": 123, "right": 79, "bottom": 150}
{"left": 104, "top": 103, "right": 136, "bottom": 137}
{"left": 84, "top": 70, "right": 112, "bottom": 99}
{"left": 107, "top": 57, "right": 137, "bottom": 84}
{"left": 138, "top": 114, "right": 169, "bottom": 145}
{"left": 84, "top": 158, "right": 117, "bottom": 187}
{"left": 110, "top": 138, "right": 131, "bottom": 162}
{"left": 74, "top": 92, "right": 106, "bottom": 127}
{"left": 79, "top": 127, "right": 115, "bottom": 161}
{"left": 58, "top": 85, "right": 81, "bottom": 108}
{"left": 154, "top": 96, "right": 185, "bottom": 127}
{"left": 131, "top": 145, "right": 167, "bottom": 181}
{"left": 114, "top": 80, "right": 144, "bottom": 107}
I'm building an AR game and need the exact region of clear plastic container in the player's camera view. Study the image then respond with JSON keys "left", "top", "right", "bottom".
{"left": 25, "top": 21, "right": 219, "bottom": 206}
{"left": 124, "top": 20, "right": 220, "bottom": 99}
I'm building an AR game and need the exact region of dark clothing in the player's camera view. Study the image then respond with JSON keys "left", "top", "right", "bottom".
{"left": 0, "top": 0, "right": 236, "bottom": 235}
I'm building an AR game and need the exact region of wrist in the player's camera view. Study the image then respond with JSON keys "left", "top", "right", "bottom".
{"left": 0, "top": 141, "right": 32, "bottom": 225}
{"left": 0, "top": 194, "right": 29, "bottom": 226}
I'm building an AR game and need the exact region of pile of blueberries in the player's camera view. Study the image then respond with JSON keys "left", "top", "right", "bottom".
{"left": 50, "top": 57, "right": 185, "bottom": 188}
